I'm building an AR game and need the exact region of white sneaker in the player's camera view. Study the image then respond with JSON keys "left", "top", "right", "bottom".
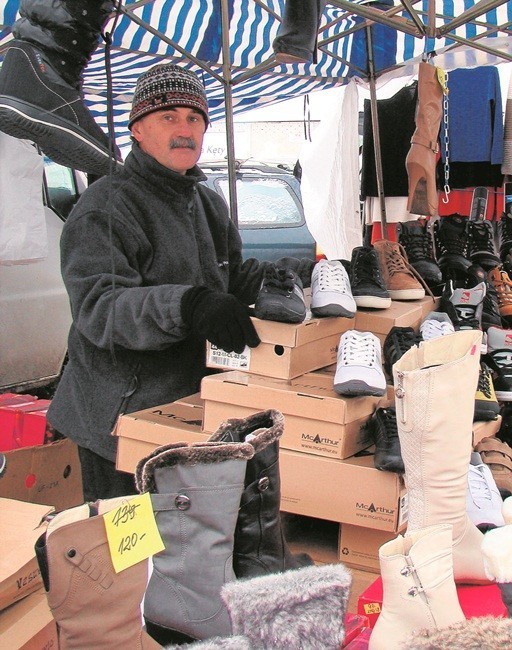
{"left": 333, "top": 330, "right": 386, "bottom": 396}
{"left": 420, "top": 311, "right": 455, "bottom": 341}
{"left": 310, "top": 259, "right": 356, "bottom": 318}
{"left": 467, "top": 451, "right": 505, "bottom": 528}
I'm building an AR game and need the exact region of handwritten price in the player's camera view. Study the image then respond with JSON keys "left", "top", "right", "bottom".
{"left": 118, "top": 531, "right": 146, "bottom": 554}
{"left": 112, "top": 502, "right": 140, "bottom": 527}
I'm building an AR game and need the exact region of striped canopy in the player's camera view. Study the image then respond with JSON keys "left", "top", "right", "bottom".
{"left": 0, "top": 0, "right": 511, "bottom": 149}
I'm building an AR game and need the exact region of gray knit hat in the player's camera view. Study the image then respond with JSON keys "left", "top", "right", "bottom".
{"left": 129, "top": 63, "right": 209, "bottom": 128}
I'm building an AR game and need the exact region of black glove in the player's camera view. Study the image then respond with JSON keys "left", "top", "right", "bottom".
{"left": 181, "top": 287, "right": 261, "bottom": 354}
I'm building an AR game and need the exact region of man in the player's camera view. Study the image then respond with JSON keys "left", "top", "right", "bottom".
{"left": 47, "top": 63, "right": 314, "bottom": 501}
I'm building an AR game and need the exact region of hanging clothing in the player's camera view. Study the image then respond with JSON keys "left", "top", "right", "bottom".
{"left": 361, "top": 81, "right": 417, "bottom": 198}
{"left": 502, "top": 69, "right": 512, "bottom": 176}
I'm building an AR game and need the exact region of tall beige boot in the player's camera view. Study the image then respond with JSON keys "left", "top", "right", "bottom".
{"left": 406, "top": 62, "right": 444, "bottom": 216}
{"left": 35, "top": 497, "right": 161, "bottom": 650}
{"left": 369, "top": 524, "right": 465, "bottom": 650}
{"left": 393, "top": 329, "right": 487, "bottom": 583}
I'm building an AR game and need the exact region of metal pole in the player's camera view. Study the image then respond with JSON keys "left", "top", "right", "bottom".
{"left": 220, "top": 0, "right": 239, "bottom": 228}
{"left": 366, "top": 26, "right": 388, "bottom": 239}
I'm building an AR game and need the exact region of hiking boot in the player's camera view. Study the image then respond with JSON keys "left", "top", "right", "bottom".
{"left": 382, "top": 326, "right": 419, "bottom": 379}
{"left": 474, "top": 362, "right": 500, "bottom": 422}
{"left": 333, "top": 330, "right": 386, "bottom": 397}
{"left": 373, "top": 239, "right": 425, "bottom": 301}
{"left": 499, "top": 210, "right": 512, "bottom": 266}
{"left": 488, "top": 267, "right": 512, "bottom": 323}
{"left": 466, "top": 451, "right": 505, "bottom": 529}
{"left": 484, "top": 326, "right": 512, "bottom": 401}
{"left": 0, "top": 40, "right": 122, "bottom": 175}
{"left": 362, "top": 407, "right": 404, "bottom": 474}
{"left": 433, "top": 215, "right": 472, "bottom": 280}
{"left": 254, "top": 267, "right": 306, "bottom": 323}
{"left": 397, "top": 220, "right": 442, "bottom": 290}
{"left": 467, "top": 219, "right": 501, "bottom": 271}
{"left": 349, "top": 246, "right": 391, "bottom": 309}
{"left": 310, "top": 259, "right": 356, "bottom": 318}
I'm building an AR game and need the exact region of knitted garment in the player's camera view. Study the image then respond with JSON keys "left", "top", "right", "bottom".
{"left": 129, "top": 63, "right": 209, "bottom": 127}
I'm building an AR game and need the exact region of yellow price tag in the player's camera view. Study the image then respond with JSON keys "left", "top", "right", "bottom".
{"left": 103, "top": 492, "right": 165, "bottom": 573}
{"left": 436, "top": 67, "right": 449, "bottom": 95}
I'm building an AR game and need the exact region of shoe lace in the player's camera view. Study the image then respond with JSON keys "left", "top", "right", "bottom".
{"left": 468, "top": 465, "right": 493, "bottom": 505}
{"left": 434, "top": 217, "right": 469, "bottom": 257}
{"left": 399, "top": 228, "right": 435, "bottom": 263}
{"left": 388, "top": 243, "right": 436, "bottom": 301}
{"left": 420, "top": 319, "right": 454, "bottom": 340}
{"left": 263, "top": 267, "right": 296, "bottom": 294}
{"left": 317, "top": 263, "right": 350, "bottom": 294}
{"left": 490, "top": 271, "right": 512, "bottom": 306}
{"left": 469, "top": 221, "right": 497, "bottom": 254}
{"left": 500, "top": 213, "right": 512, "bottom": 249}
{"left": 340, "top": 332, "right": 380, "bottom": 368}
{"left": 352, "top": 249, "right": 384, "bottom": 287}
{"left": 378, "top": 407, "right": 399, "bottom": 441}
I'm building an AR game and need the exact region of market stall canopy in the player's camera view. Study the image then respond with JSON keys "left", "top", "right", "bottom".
{"left": 0, "top": 0, "right": 510, "bottom": 151}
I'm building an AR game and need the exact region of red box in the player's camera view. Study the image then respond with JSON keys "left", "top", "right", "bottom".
{"left": 357, "top": 576, "right": 508, "bottom": 628}
{"left": 342, "top": 613, "right": 370, "bottom": 647}
{"left": 343, "top": 627, "right": 371, "bottom": 649}
{"left": 0, "top": 397, "right": 51, "bottom": 452}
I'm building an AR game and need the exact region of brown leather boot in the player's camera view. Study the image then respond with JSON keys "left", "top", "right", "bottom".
{"left": 406, "top": 62, "right": 444, "bottom": 217}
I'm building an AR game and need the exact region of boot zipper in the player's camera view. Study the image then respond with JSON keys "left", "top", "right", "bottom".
{"left": 395, "top": 370, "right": 407, "bottom": 424}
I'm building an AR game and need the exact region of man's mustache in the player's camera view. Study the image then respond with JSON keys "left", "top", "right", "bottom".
{"left": 170, "top": 137, "right": 196, "bottom": 150}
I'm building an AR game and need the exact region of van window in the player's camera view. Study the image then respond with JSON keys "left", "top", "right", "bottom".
{"left": 216, "top": 177, "right": 304, "bottom": 228}
{"left": 44, "top": 158, "right": 79, "bottom": 219}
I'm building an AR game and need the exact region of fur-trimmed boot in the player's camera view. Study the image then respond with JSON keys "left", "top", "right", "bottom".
{"left": 482, "top": 524, "right": 512, "bottom": 616}
{"left": 164, "top": 563, "right": 352, "bottom": 650}
{"left": 34, "top": 497, "right": 161, "bottom": 650}
{"left": 405, "top": 62, "right": 444, "bottom": 216}
{"left": 207, "top": 409, "right": 313, "bottom": 577}
{"left": 369, "top": 524, "right": 465, "bottom": 650}
{"left": 392, "top": 329, "right": 487, "bottom": 583}
{"left": 272, "top": 0, "right": 327, "bottom": 64}
{"left": 0, "top": 0, "right": 122, "bottom": 175}
{"left": 404, "top": 616, "right": 512, "bottom": 649}
{"left": 135, "top": 440, "right": 255, "bottom": 646}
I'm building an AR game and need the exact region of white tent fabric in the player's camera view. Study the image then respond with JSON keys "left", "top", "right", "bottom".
{"left": 300, "top": 77, "right": 362, "bottom": 260}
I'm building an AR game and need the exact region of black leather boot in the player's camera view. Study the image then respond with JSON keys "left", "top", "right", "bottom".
{"left": 208, "top": 409, "right": 313, "bottom": 577}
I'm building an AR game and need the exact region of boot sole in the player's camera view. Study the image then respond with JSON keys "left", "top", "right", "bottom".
{"left": 333, "top": 379, "right": 386, "bottom": 397}
{"left": 145, "top": 619, "right": 197, "bottom": 645}
{"left": 388, "top": 289, "right": 425, "bottom": 300}
{"left": 0, "top": 97, "right": 121, "bottom": 176}
{"left": 354, "top": 295, "right": 392, "bottom": 309}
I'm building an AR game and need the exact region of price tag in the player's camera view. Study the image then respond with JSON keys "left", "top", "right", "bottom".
{"left": 436, "top": 67, "right": 449, "bottom": 95}
{"left": 104, "top": 492, "right": 165, "bottom": 573}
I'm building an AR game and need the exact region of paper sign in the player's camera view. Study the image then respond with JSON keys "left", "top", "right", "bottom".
{"left": 104, "top": 492, "right": 164, "bottom": 573}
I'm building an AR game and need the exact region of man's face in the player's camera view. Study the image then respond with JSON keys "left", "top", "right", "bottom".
{"left": 130, "top": 106, "right": 206, "bottom": 174}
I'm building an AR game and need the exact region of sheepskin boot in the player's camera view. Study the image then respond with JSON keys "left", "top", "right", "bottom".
{"left": 482, "top": 524, "right": 512, "bottom": 616}
{"left": 392, "top": 329, "right": 487, "bottom": 583}
{"left": 34, "top": 497, "right": 161, "bottom": 650}
{"left": 404, "top": 616, "right": 512, "bottom": 649}
{"left": 369, "top": 524, "right": 465, "bottom": 650}
{"left": 164, "top": 563, "right": 352, "bottom": 650}
{"left": 135, "top": 440, "right": 255, "bottom": 646}
{"left": 405, "top": 62, "right": 443, "bottom": 216}
{"left": 207, "top": 409, "right": 313, "bottom": 577}
{"left": 272, "top": 0, "right": 327, "bottom": 63}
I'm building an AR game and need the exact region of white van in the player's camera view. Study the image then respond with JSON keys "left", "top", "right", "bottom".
{"left": 0, "top": 141, "right": 86, "bottom": 394}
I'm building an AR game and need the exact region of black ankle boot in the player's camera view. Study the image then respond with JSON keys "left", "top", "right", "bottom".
{"left": 397, "top": 220, "right": 442, "bottom": 290}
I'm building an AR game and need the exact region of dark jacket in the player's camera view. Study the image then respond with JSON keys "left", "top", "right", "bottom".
{"left": 47, "top": 143, "right": 270, "bottom": 461}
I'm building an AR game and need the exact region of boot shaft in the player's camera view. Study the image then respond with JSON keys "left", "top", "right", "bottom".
{"left": 36, "top": 498, "right": 157, "bottom": 650}
{"left": 411, "top": 61, "right": 444, "bottom": 150}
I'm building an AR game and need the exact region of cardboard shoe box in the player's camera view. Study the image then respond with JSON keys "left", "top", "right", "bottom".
{"left": 0, "top": 498, "right": 53, "bottom": 611}
{"left": 0, "top": 587, "right": 57, "bottom": 649}
{"left": 279, "top": 448, "right": 408, "bottom": 532}
{"left": 206, "top": 314, "right": 355, "bottom": 380}
{"left": 338, "top": 524, "right": 399, "bottom": 572}
{"left": 114, "top": 400, "right": 208, "bottom": 474}
{"left": 0, "top": 438, "right": 83, "bottom": 512}
{"left": 201, "top": 371, "right": 389, "bottom": 460}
